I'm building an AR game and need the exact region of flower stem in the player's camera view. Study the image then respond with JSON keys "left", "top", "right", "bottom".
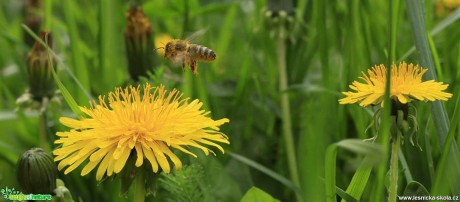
{"left": 276, "top": 38, "right": 302, "bottom": 202}
{"left": 389, "top": 133, "right": 401, "bottom": 202}
{"left": 39, "top": 111, "right": 50, "bottom": 151}
{"left": 134, "top": 170, "right": 145, "bottom": 202}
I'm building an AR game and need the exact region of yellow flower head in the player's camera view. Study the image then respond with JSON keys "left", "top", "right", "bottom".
{"left": 154, "top": 34, "right": 173, "bottom": 56}
{"left": 339, "top": 62, "right": 452, "bottom": 107}
{"left": 53, "top": 84, "right": 230, "bottom": 181}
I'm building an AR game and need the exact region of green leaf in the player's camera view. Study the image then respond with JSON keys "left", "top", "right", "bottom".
{"left": 340, "top": 157, "right": 372, "bottom": 202}
{"left": 326, "top": 139, "right": 383, "bottom": 202}
{"left": 403, "top": 181, "right": 429, "bottom": 197}
{"left": 240, "top": 187, "right": 280, "bottom": 202}
{"left": 336, "top": 139, "right": 384, "bottom": 165}
{"left": 229, "top": 152, "right": 302, "bottom": 196}
{"left": 336, "top": 186, "right": 358, "bottom": 202}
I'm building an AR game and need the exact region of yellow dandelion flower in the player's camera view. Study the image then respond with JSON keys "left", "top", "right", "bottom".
{"left": 53, "top": 84, "right": 229, "bottom": 181}
{"left": 154, "top": 34, "right": 173, "bottom": 56}
{"left": 339, "top": 62, "right": 452, "bottom": 107}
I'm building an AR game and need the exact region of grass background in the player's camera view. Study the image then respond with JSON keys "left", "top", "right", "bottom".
{"left": 1, "top": 0, "right": 460, "bottom": 201}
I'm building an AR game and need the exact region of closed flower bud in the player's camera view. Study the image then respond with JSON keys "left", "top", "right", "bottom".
{"left": 17, "top": 147, "right": 57, "bottom": 194}
{"left": 27, "top": 31, "right": 56, "bottom": 101}
{"left": 124, "top": 5, "right": 156, "bottom": 80}
{"left": 264, "top": 0, "right": 295, "bottom": 40}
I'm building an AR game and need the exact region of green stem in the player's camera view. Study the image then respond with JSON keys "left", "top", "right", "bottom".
{"left": 389, "top": 133, "right": 401, "bottom": 202}
{"left": 44, "top": 0, "right": 52, "bottom": 30}
{"left": 39, "top": 111, "right": 50, "bottom": 151}
{"left": 134, "top": 171, "right": 145, "bottom": 202}
{"left": 373, "top": 0, "right": 399, "bottom": 201}
{"left": 276, "top": 38, "right": 302, "bottom": 202}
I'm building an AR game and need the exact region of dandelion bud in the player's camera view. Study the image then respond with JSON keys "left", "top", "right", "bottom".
{"left": 23, "top": 0, "right": 43, "bottom": 47}
{"left": 17, "top": 147, "right": 57, "bottom": 194}
{"left": 124, "top": 5, "right": 156, "bottom": 80}
{"left": 264, "top": 0, "right": 295, "bottom": 39}
{"left": 27, "top": 31, "right": 56, "bottom": 101}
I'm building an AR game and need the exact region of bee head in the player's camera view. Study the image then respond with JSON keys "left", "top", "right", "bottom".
{"left": 165, "top": 42, "right": 173, "bottom": 52}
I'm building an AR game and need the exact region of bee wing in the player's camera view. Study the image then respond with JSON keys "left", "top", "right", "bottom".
{"left": 184, "top": 29, "right": 207, "bottom": 43}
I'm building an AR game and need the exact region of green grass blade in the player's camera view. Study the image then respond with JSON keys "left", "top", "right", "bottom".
{"left": 327, "top": 139, "right": 384, "bottom": 202}
{"left": 406, "top": 0, "right": 460, "bottom": 194}
{"left": 430, "top": 8, "right": 460, "bottom": 35}
{"left": 427, "top": 34, "right": 443, "bottom": 81}
{"left": 336, "top": 187, "right": 358, "bottom": 202}
{"left": 373, "top": 0, "right": 398, "bottom": 200}
{"left": 335, "top": 139, "right": 384, "bottom": 158}
{"left": 228, "top": 152, "right": 303, "bottom": 197}
{"left": 62, "top": 0, "right": 91, "bottom": 104}
{"left": 432, "top": 88, "right": 460, "bottom": 195}
{"left": 51, "top": 62, "right": 83, "bottom": 118}
{"left": 98, "top": 0, "right": 124, "bottom": 91}
{"left": 340, "top": 157, "right": 372, "bottom": 202}
{"left": 212, "top": 2, "right": 237, "bottom": 72}
{"left": 325, "top": 144, "right": 337, "bottom": 202}
{"left": 399, "top": 8, "right": 460, "bottom": 61}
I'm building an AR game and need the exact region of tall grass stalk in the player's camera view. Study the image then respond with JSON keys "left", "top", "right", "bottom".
{"left": 325, "top": 144, "right": 337, "bottom": 202}
{"left": 406, "top": 0, "right": 460, "bottom": 194}
{"left": 373, "top": 0, "right": 399, "bottom": 201}
{"left": 388, "top": 2, "right": 401, "bottom": 201}
{"left": 98, "top": 0, "right": 123, "bottom": 89}
{"left": 276, "top": 37, "right": 302, "bottom": 202}
{"left": 432, "top": 89, "right": 460, "bottom": 195}
{"left": 229, "top": 152, "right": 302, "bottom": 195}
{"left": 405, "top": 0, "right": 450, "bottom": 146}
{"left": 62, "top": 0, "right": 90, "bottom": 104}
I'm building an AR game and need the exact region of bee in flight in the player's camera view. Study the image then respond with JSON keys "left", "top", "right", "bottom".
{"left": 160, "top": 32, "right": 216, "bottom": 75}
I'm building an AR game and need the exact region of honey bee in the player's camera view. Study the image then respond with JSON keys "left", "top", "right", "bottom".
{"left": 161, "top": 33, "right": 216, "bottom": 75}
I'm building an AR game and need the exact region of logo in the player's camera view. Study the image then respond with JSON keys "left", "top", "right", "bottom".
{"left": 1, "top": 187, "right": 52, "bottom": 201}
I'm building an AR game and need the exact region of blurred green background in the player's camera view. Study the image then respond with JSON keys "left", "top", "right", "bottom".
{"left": 1, "top": 0, "right": 460, "bottom": 201}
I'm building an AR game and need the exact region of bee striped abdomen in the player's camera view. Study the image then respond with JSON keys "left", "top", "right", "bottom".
{"left": 188, "top": 44, "right": 216, "bottom": 61}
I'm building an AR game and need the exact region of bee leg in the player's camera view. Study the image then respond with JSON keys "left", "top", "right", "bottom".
{"left": 190, "top": 60, "right": 198, "bottom": 75}
{"left": 181, "top": 62, "right": 186, "bottom": 72}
